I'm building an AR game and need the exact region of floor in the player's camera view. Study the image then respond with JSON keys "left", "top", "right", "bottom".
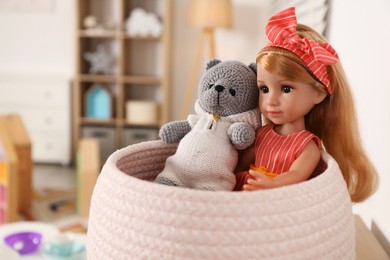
{"left": 1, "top": 164, "right": 86, "bottom": 259}
{"left": 29, "top": 163, "right": 87, "bottom": 232}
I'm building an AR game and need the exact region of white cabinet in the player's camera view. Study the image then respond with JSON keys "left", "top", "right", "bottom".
{"left": 0, "top": 74, "right": 71, "bottom": 165}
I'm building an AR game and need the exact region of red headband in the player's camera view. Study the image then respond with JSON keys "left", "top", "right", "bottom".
{"left": 263, "top": 7, "right": 339, "bottom": 93}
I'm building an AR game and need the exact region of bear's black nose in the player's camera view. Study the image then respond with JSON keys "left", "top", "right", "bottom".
{"left": 215, "top": 85, "right": 225, "bottom": 93}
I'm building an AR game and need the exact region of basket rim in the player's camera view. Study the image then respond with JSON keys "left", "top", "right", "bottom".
{"left": 100, "top": 140, "right": 343, "bottom": 202}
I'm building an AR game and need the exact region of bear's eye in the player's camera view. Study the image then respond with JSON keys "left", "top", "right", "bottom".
{"left": 229, "top": 89, "right": 236, "bottom": 96}
{"left": 208, "top": 84, "right": 214, "bottom": 89}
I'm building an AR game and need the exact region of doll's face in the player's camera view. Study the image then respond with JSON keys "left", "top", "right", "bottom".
{"left": 257, "top": 66, "right": 326, "bottom": 132}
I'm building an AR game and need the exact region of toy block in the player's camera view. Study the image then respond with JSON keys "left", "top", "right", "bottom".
{"left": 77, "top": 138, "right": 100, "bottom": 218}
{"left": 0, "top": 114, "right": 32, "bottom": 214}
{"left": 0, "top": 120, "right": 19, "bottom": 223}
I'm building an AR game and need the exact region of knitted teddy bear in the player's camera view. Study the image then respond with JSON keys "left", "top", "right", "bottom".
{"left": 154, "top": 59, "right": 261, "bottom": 191}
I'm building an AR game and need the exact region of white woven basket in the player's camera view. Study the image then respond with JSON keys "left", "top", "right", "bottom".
{"left": 87, "top": 140, "right": 355, "bottom": 259}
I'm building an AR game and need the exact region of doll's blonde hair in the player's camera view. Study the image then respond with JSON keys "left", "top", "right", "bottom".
{"left": 256, "top": 24, "right": 378, "bottom": 203}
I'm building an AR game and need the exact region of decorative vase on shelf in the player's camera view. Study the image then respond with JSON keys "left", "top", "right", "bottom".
{"left": 85, "top": 84, "right": 113, "bottom": 119}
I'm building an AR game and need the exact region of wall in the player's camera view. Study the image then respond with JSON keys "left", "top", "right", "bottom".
{"left": 0, "top": 1, "right": 75, "bottom": 164}
{"left": 329, "top": 0, "right": 390, "bottom": 241}
{"left": 0, "top": 1, "right": 74, "bottom": 76}
{"left": 171, "top": 0, "right": 270, "bottom": 119}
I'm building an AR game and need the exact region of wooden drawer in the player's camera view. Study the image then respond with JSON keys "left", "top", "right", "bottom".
{"left": 0, "top": 80, "right": 69, "bottom": 107}
{"left": 21, "top": 109, "right": 68, "bottom": 132}
{"left": 0, "top": 106, "right": 68, "bottom": 132}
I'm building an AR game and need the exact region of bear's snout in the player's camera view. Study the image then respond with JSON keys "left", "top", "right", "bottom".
{"left": 214, "top": 85, "right": 225, "bottom": 93}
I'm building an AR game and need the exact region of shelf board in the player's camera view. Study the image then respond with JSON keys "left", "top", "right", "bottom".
{"left": 78, "top": 74, "right": 118, "bottom": 83}
{"left": 77, "top": 75, "right": 161, "bottom": 84}
{"left": 122, "top": 75, "right": 161, "bottom": 85}
{"left": 123, "top": 121, "right": 161, "bottom": 128}
{"left": 121, "top": 34, "right": 161, "bottom": 41}
{"left": 79, "top": 118, "right": 161, "bottom": 128}
{"left": 78, "top": 30, "right": 119, "bottom": 38}
{"left": 113, "top": 118, "right": 160, "bottom": 128}
{"left": 80, "top": 118, "right": 119, "bottom": 126}
{"left": 78, "top": 30, "right": 162, "bottom": 41}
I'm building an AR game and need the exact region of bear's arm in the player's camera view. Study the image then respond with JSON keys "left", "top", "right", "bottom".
{"left": 228, "top": 122, "right": 256, "bottom": 150}
{"left": 159, "top": 120, "right": 192, "bottom": 143}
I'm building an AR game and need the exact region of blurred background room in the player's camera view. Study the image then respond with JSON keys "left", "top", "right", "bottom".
{"left": 0, "top": 0, "right": 389, "bottom": 259}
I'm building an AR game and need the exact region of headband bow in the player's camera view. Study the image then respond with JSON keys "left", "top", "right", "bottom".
{"left": 263, "top": 7, "right": 339, "bottom": 93}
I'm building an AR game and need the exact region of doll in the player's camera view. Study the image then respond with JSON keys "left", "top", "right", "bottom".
{"left": 234, "top": 7, "right": 378, "bottom": 203}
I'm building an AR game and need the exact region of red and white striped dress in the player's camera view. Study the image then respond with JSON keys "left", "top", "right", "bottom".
{"left": 234, "top": 124, "right": 321, "bottom": 191}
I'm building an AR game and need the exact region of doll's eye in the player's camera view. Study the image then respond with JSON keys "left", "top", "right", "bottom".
{"left": 282, "top": 85, "right": 292, "bottom": 93}
{"left": 259, "top": 86, "right": 269, "bottom": 93}
{"left": 208, "top": 84, "right": 214, "bottom": 89}
{"left": 229, "top": 89, "right": 236, "bottom": 96}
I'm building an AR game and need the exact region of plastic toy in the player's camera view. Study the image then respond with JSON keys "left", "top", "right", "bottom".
{"left": 4, "top": 231, "right": 42, "bottom": 255}
{"left": 43, "top": 234, "right": 85, "bottom": 259}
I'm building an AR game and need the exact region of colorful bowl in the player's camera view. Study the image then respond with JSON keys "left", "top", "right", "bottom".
{"left": 4, "top": 231, "right": 42, "bottom": 255}
{"left": 43, "top": 237, "right": 85, "bottom": 260}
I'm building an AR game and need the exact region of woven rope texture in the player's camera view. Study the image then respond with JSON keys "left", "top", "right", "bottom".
{"left": 87, "top": 140, "right": 355, "bottom": 259}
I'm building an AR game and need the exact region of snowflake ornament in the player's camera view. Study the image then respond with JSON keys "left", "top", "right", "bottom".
{"left": 84, "top": 44, "right": 116, "bottom": 74}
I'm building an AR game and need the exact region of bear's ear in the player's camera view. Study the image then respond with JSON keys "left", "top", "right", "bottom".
{"left": 206, "top": 59, "right": 221, "bottom": 70}
{"left": 248, "top": 62, "right": 257, "bottom": 75}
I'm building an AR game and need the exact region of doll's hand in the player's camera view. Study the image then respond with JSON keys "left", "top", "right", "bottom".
{"left": 243, "top": 169, "right": 275, "bottom": 191}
